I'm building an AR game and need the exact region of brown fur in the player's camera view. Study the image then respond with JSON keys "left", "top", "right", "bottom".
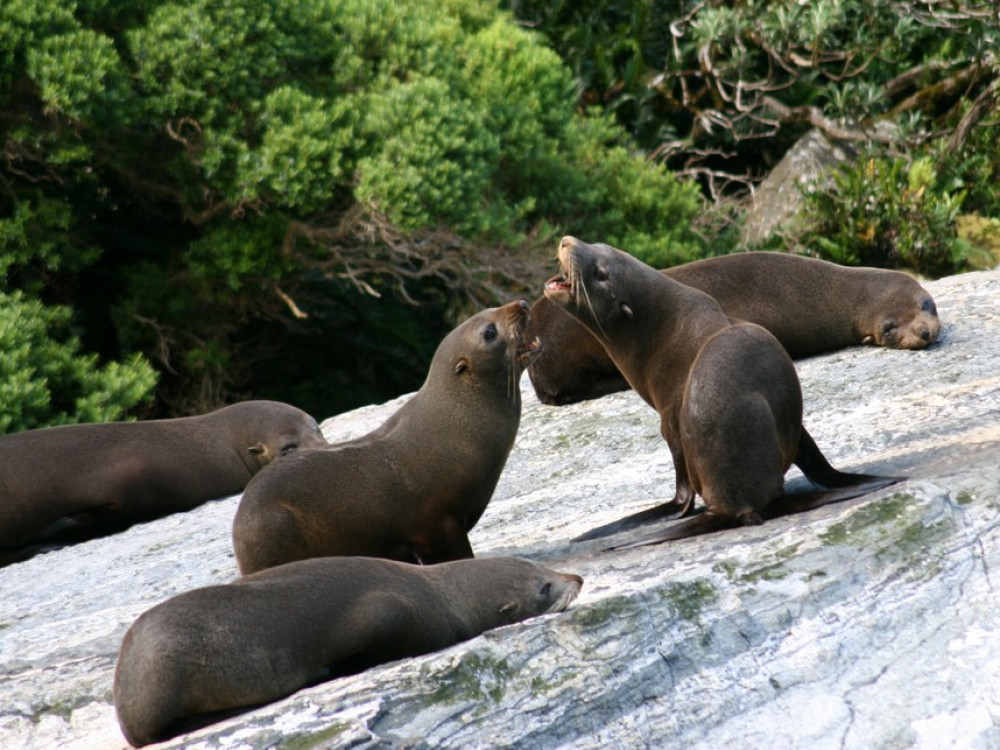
{"left": 545, "top": 238, "right": 897, "bottom": 544}
{"left": 529, "top": 251, "right": 940, "bottom": 405}
{"left": 113, "top": 555, "right": 582, "bottom": 747}
{"left": 0, "top": 401, "right": 327, "bottom": 564}
{"left": 232, "top": 301, "right": 541, "bottom": 574}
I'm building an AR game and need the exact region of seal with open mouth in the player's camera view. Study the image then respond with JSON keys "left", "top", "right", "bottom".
{"left": 232, "top": 300, "right": 542, "bottom": 574}
{"left": 545, "top": 237, "right": 899, "bottom": 545}
{"left": 528, "top": 251, "right": 940, "bottom": 406}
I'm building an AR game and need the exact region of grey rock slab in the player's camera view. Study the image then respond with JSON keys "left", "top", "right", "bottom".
{"left": 1, "top": 269, "right": 998, "bottom": 749}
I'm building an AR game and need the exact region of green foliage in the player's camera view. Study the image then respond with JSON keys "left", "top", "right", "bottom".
{"left": 936, "top": 114, "right": 1000, "bottom": 219}
{"left": 1, "top": 0, "right": 704, "bottom": 418}
{"left": 0, "top": 198, "right": 100, "bottom": 286}
{"left": 798, "top": 152, "right": 977, "bottom": 276}
{"left": 237, "top": 87, "right": 358, "bottom": 212}
{"left": 0, "top": 291, "right": 157, "bottom": 433}
{"left": 564, "top": 114, "right": 704, "bottom": 267}
{"left": 185, "top": 214, "right": 292, "bottom": 291}
{"left": 27, "top": 28, "right": 134, "bottom": 126}
{"left": 356, "top": 77, "right": 501, "bottom": 236}
{"left": 508, "top": 0, "right": 1000, "bottom": 278}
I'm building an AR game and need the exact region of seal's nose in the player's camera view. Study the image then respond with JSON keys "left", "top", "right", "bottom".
{"left": 560, "top": 236, "right": 580, "bottom": 251}
{"left": 920, "top": 329, "right": 930, "bottom": 341}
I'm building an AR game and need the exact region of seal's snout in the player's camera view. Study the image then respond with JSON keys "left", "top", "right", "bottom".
{"left": 500, "top": 299, "right": 542, "bottom": 366}
{"left": 501, "top": 298, "right": 531, "bottom": 333}
{"left": 547, "top": 571, "right": 584, "bottom": 612}
{"left": 558, "top": 236, "right": 582, "bottom": 263}
{"left": 891, "top": 312, "right": 941, "bottom": 349}
{"left": 546, "top": 238, "right": 580, "bottom": 298}
{"left": 501, "top": 298, "right": 530, "bottom": 319}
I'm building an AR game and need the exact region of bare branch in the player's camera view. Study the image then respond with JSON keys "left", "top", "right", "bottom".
{"left": 280, "top": 208, "right": 550, "bottom": 310}
{"left": 761, "top": 96, "right": 898, "bottom": 143}
{"left": 887, "top": 61, "right": 992, "bottom": 119}
{"left": 275, "top": 287, "right": 309, "bottom": 319}
{"left": 945, "top": 75, "right": 1000, "bottom": 155}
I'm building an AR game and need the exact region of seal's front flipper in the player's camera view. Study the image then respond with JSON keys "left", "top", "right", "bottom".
{"left": 573, "top": 499, "right": 700, "bottom": 542}
{"left": 605, "top": 511, "right": 735, "bottom": 550}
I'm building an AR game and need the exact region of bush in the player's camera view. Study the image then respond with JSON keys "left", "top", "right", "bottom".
{"left": 797, "top": 153, "right": 974, "bottom": 276}
{"left": 0, "top": 292, "right": 157, "bottom": 432}
{"left": 507, "top": 0, "right": 1000, "bottom": 276}
{"left": 2, "top": 0, "right": 704, "bottom": 417}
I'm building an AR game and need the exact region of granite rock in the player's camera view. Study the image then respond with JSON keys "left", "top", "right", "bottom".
{"left": 2, "top": 269, "right": 999, "bottom": 750}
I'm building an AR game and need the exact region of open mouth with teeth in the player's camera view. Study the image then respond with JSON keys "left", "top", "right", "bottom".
{"left": 544, "top": 275, "right": 572, "bottom": 296}
{"left": 517, "top": 335, "right": 543, "bottom": 364}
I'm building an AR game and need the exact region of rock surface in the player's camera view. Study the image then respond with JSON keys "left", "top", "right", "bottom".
{"left": 742, "top": 129, "right": 860, "bottom": 245}
{"left": 2, "top": 268, "right": 999, "bottom": 750}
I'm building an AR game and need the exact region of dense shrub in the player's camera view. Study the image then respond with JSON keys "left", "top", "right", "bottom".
{"left": 0, "top": 292, "right": 157, "bottom": 432}
{"left": 798, "top": 154, "right": 979, "bottom": 276}
{"left": 1, "top": 0, "right": 703, "bottom": 419}
{"left": 507, "top": 0, "right": 1000, "bottom": 273}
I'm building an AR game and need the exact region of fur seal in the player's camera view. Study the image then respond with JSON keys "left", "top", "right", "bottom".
{"left": 0, "top": 400, "right": 327, "bottom": 565}
{"left": 544, "top": 237, "right": 899, "bottom": 544}
{"left": 529, "top": 251, "right": 941, "bottom": 405}
{"left": 113, "top": 555, "right": 583, "bottom": 747}
{"left": 232, "top": 300, "right": 541, "bottom": 574}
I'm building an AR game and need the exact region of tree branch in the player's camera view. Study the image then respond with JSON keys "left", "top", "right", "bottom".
{"left": 760, "top": 96, "right": 897, "bottom": 143}
{"left": 945, "top": 75, "right": 1000, "bottom": 155}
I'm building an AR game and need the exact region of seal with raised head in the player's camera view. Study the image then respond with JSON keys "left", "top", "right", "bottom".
{"left": 0, "top": 400, "right": 327, "bottom": 565}
{"left": 113, "top": 555, "right": 583, "bottom": 747}
{"left": 544, "top": 237, "right": 898, "bottom": 544}
{"left": 529, "top": 251, "right": 941, "bottom": 405}
{"left": 232, "top": 300, "right": 541, "bottom": 574}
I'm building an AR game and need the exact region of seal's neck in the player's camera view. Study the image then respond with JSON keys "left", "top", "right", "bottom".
{"left": 602, "top": 275, "right": 727, "bottom": 383}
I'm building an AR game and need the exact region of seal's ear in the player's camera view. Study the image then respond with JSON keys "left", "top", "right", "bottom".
{"left": 621, "top": 303, "right": 634, "bottom": 320}
{"left": 499, "top": 601, "right": 518, "bottom": 616}
{"left": 247, "top": 443, "right": 265, "bottom": 455}
{"left": 454, "top": 358, "right": 469, "bottom": 376}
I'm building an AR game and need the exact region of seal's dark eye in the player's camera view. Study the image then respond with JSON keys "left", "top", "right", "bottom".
{"left": 484, "top": 323, "right": 498, "bottom": 342}
{"left": 922, "top": 298, "right": 937, "bottom": 315}
{"left": 539, "top": 582, "right": 552, "bottom": 597}
{"left": 595, "top": 266, "right": 609, "bottom": 281}
{"left": 883, "top": 321, "right": 895, "bottom": 335}
{"left": 280, "top": 442, "right": 298, "bottom": 456}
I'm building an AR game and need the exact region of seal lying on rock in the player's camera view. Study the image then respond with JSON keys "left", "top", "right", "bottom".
{"left": 113, "top": 555, "right": 583, "bottom": 747}
{"left": 544, "top": 237, "right": 899, "bottom": 545}
{"left": 529, "top": 250, "right": 941, "bottom": 405}
{"left": 0, "top": 401, "right": 327, "bottom": 566}
{"left": 232, "top": 300, "right": 541, "bottom": 574}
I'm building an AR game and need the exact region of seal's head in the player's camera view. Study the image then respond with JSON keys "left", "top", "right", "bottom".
{"left": 433, "top": 556, "right": 583, "bottom": 629}
{"left": 214, "top": 401, "right": 328, "bottom": 474}
{"left": 865, "top": 292, "right": 941, "bottom": 349}
{"left": 544, "top": 236, "right": 640, "bottom": 340}
{"left": 432, "top": 300, "right": 541, "bottom": 400}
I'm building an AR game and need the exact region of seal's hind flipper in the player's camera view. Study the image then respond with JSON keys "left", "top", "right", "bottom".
{"left": 573, "top": 499, "right": 700, "bottom": 542}
{"left": 606, "top": 477, "right": 903, "bottom": 551}
{"left": 794, "top": 428, "right": 898, "bottom": 489}
{"left": 764, "top": 476, "right": 903, "bottom": 519}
